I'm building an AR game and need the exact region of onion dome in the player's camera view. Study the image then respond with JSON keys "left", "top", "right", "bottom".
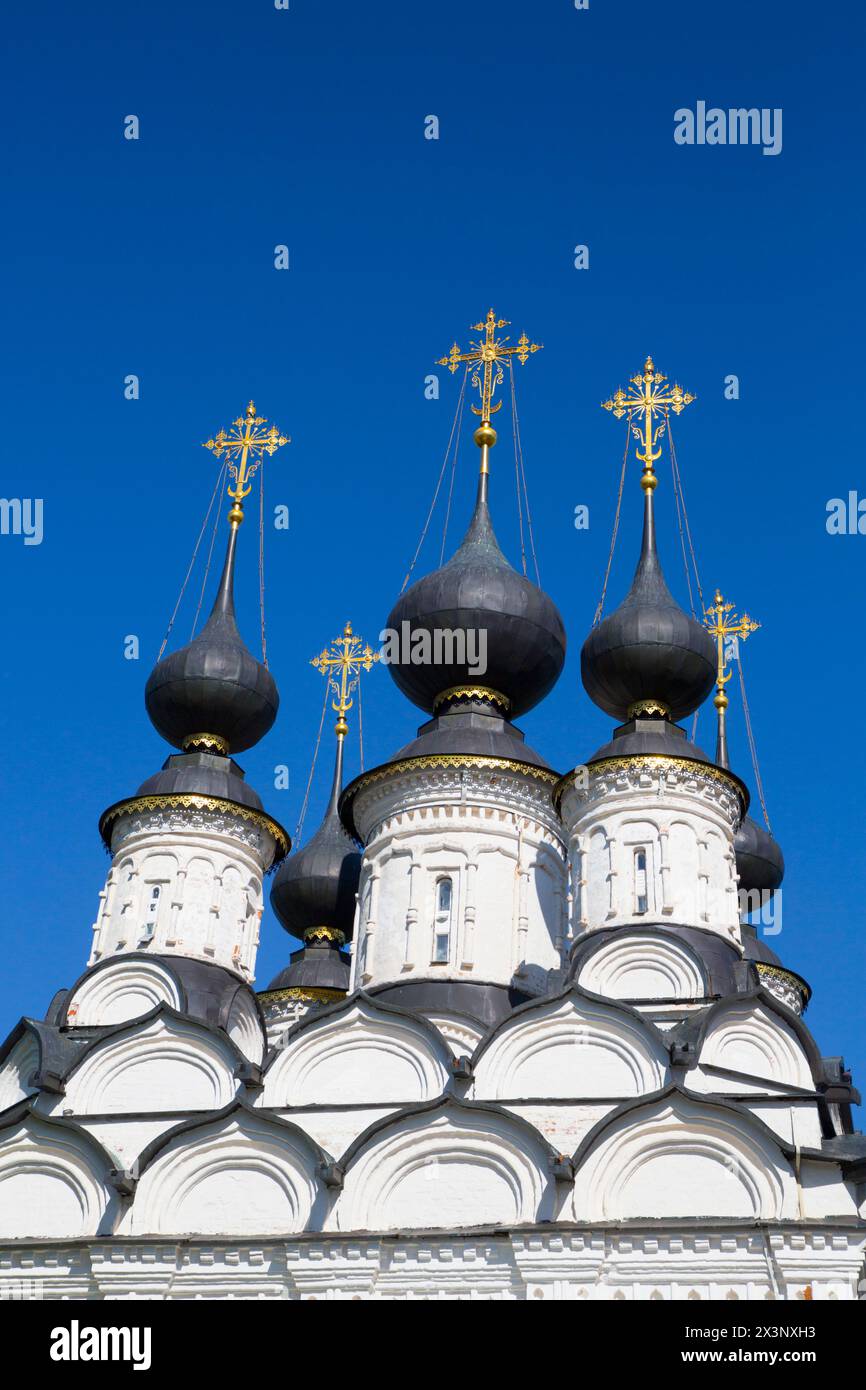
{"left": 712, "top": 691, "right": 785, "bottom": 900}
{"left": 735, "top": 815, "right": 785, "bottom": 896}
{"left": 384, "top": 470, "right": 566, "bottom": 720}
{"left": 145, "top": 523, "right": 278, "bottom": 756}
{"left": 581, "top": 484, "right": 715, "bottom": 723}
{"left": 270, "top": 737, "right": 360, "bottom": 945}
{"left": 265, "top": 716, "right": 357, "bottom": 1007}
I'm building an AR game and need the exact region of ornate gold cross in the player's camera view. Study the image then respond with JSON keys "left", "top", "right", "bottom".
{"left": 601, "top": 357, "right": 694, "bottom": 491}
{"left": 203, "top": 400, "right": 290, "bottom": 526}
{"left": 437, "top": 308, "right": 542, "bottom": 424}
{"left": 703, "top": 589, "right": 760, "bottom": 713}
{"left": 311, "top": 622, "right": 379, "bottom": 738}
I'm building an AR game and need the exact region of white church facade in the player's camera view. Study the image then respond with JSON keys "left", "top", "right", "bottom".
{"left": 1, "top": 368, "right": 864, "bottom": 1301}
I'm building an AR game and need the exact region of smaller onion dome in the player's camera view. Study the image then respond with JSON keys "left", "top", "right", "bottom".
{"left": 735, "top": 814, "right": 785, "bottom": 896}
{"left": 270, "top": 737, "right": 360, "bottom": 945}
{"left": 581, "top": 485, "right": 715, "bottom": 723}
{"left": 145, "top": 523, "right": 278, "bottom": 756}
{"left": 712, "top": 701, "right": 785, "bottom": 901}
{"left": 384, "top": 472, "right": 566, "bottom": 719}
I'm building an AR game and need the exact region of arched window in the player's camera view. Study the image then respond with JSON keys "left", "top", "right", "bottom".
{"left": 634, "top": 849, "right": 648, "bottom": 915}
{"left": 433, "top": 876, "right": 453, "bottom": 963}
{"left": 141, "top": 884, "right": 162, "bottom": 941}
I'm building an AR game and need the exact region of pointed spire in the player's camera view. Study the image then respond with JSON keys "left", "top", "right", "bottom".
{"left": 269, "top": 619, "right": 377, "bottom": 981}
{"left": 702, "top": 590, "right": 760, "bottom": 770}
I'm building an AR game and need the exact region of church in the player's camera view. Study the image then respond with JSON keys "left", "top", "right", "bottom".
{"left": 1, "top": 318, "right": 864, "bottom": 1301}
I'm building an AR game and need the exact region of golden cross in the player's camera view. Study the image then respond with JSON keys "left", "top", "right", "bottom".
{"left": 601, "top": 356, "right": 695, "bottom": 491}
{"left": 203, "top": 401, "right": 290, "bottom": 526}
{"left": 703, "top": 589, "right": 760, "bottom": 712}
{"left": 437, "top": 308, "right": 542, "bottom": 424}
{"left": 311, "top": 621, "right": 379, "bottom": 739}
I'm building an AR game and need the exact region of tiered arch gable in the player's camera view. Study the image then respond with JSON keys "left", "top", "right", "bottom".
{"left": 690, "top": 995, "right": 818, "bottom": 1095}
{"left": 330, "top": 1096, "right": 562, "bottom": 1232}
{"left": 471, "top": 986, "right": 669, "bottom": 1100}
{"left": 570, "top": 1086, "right": 799, "bottom": 1222}
{"left": 0, "top": 1102, "right": 119, "bottom": 1238}
{"left": 262, "top": 992, "right": 453, "bottom": 1107}
{"left": 573, "top": 929, "right": 709, "bottom": 1003}
{"left": 61, "top": 1006, "right": 245, "bottom": 1116}
{"left": 128, "top": 1100, "right": 334, "bottom": 1236}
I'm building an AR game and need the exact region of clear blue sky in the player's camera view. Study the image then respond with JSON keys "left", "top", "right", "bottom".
{"left": 1, "top": 1, "right": 864, "bottom": 1091}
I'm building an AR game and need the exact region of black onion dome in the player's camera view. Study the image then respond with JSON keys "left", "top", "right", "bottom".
{"left": 270, "top": 739, "right": 361, "bottom": 942}
{"left": 735, "top": 814, "right": 785, "bottom": 896}
{"left": 385, "top": 474, "right": 566, "bottom": 719}
{"left": 581, "top": 487, "right": 715, "bottom": 723}
{"left": 145, "top": 524, "right": 278, "bottom": 755}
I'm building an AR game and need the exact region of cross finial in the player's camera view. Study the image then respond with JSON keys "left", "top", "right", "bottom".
{"left": 203, "top": 400, "right": 290, "bottom": 527}
{"left": 311, "top": 621, "right": 380, "bottom": 739}
{"left": 704, "top": 589, "right": 761, "bottom": 704}
{"left": 437, "top": 307, "right": 542, "bottom": 470}
{"left": 601, "top": 356, "right": 695, "bottom": 493}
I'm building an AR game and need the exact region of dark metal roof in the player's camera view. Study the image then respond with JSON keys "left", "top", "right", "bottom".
{"left": 581, "top": 487, "right": 715, "bottom": 723}
{"left": 388, "top": 706, "right": 552, "bottom": 769}
{"left": 263, "top": 940, "right": 351, "bottom": 994}
{"left": 367, "top": 978, "right": 532, "bottom": 1032}
{"left": 49, "top": 953, "right": 268, "bottom": 1041}
{"left": 134, "top": 749, "right": 265, "bottom": 810}
{"left": 586, "top": 715, "right": 712, "bottom": 766}
{"left": 384, "top": 473, "right": 566, "bottom": 719}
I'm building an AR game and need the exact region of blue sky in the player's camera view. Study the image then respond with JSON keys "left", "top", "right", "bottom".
{"left": 1, "top": 1, "right": 864, "bottom": 1089}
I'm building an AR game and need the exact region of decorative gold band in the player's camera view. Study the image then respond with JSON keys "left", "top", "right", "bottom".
{"left": 554, "top": 755, "right": 748, "bottom": 813}
{"left": 182, "top": 732, "right": 230, "bottom": 755}
{"left": 304, "top": 925, "right": 346, "bottom": 945}
{"left": 100, "top": 793, "right": 290, "bottom": 860}
{"left": 433, "top": 685, "right": 512, "bottom": 714}
{"left": 626, "top": 699, "right": 670, "bottom": 720}
{"left": 754, "top": 962, "right": 811, "bottom": 1001}
{"left": 260, "top": 986, "right": 346, "bottom": 1004}
{"left": 346, "top": 752, "right": 559, "bottom": 801}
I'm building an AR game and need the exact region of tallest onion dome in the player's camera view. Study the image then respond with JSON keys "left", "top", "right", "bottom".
{"left": 385, "top": 466, "right": 566, "bottom": 718}
{"left": 385, "top": 306, "right": 565, "bottom": 720}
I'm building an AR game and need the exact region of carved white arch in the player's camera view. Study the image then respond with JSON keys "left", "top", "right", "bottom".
{"left": 473, "top": 994, "right": 668, "bottom": 1099}
{"left": 577, "top": 933, "right": 706, "bottom": 1002}
{"left": 129, "top": 1109, "right": 321, "bottom": 1236}
{"left": 226, "top": 990, "right": 266, "bottom": 1065}
{"left": 263, "top": 999, "right": 451, "bottom": 1107}
{"left": 694, "top": 1001, "right": 814, "bottom": 1091}
{"left": 331, "top": 1105, "right": 556, "bottom": 1231}
{"left": 0, "top": 1115, "right": 112, "bottom": 1237}
{"left": 63, "top": 1015, "right": 240, "bottom": 1115}
{"left": 66, "top": 958, "right": 183, "bottom": 1027}
{"left": 0, "top": 1035, "right": 40, "bottom": 1110}
{"left": 572, "top": 1092, "right": 797, "bottom": 1221}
